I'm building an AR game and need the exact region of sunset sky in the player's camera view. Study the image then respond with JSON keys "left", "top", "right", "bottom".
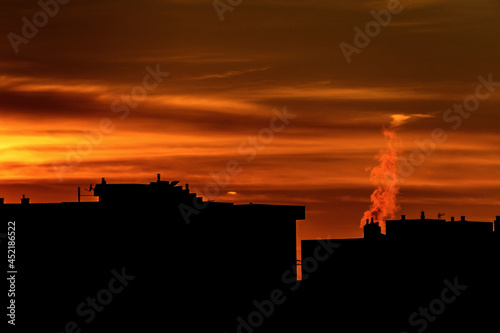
{"left": 1, "top": 0, "right": 500, "bottom": 239}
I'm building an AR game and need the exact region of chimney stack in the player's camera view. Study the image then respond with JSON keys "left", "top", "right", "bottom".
{"left": 157, "top": 173, "right": 161, "bottom": 182}
{"left": 461, "top": 216, "right": 466, "bottom": 222}
{"left": 364, "top": 217, "right": 382, "bottom": 239}
{"left": 401, "top": 215, "right": 406, "bottom": 220}
{"left": 186, "top": 183, "right": 189, "bottom": 191}
{"left": 21, "top": 194, "right": 29, "bottom": 205}
{"left": 421, "top": 211, "right": 425, "bottom": 220}
{"left": 451, "top": 216, "right": 455, "bottom": 222}
{"left": 366, "top": 219, "right": 369, "bottom": 225}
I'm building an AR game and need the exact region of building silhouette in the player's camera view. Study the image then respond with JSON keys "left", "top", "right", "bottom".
{"left": 362, "top": 212, "right": 496, "bottom": 240}
{"left": 2, "top": 178, "right": 500, "bottom": 332}
{"left": 1, "top": 175, "right": 304, "bottom": 332}
{"left": 385, "top": 213, "right": 495, "bottom": 240}
{"left": 300, "top": 212, "right": 500, "bottom": 332}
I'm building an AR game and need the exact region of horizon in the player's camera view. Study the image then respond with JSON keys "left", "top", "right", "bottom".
{"left": 2, "top": 174, "right": 499, "bottom": 240}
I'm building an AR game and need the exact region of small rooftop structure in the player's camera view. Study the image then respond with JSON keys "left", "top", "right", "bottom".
{"left": 93, "top": 174, "right": 200, "bottom": 206}
{"left": 385, "top": 212, "right": 494, "bottom": 240}
{"left": 363, "top": 217, "right": 382, "bottom": 240}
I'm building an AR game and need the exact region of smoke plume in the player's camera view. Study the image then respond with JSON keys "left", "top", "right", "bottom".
{"left": 360, "top": 127, "right": 401, "bottom": 232}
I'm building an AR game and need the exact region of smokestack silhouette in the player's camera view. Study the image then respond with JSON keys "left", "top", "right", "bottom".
{"left": 360, "top": 129, "right": 401, "bottom": 232}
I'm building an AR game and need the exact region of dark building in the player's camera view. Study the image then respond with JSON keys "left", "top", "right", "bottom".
{"left": 386, "top": 212, "right": 494, "bottom": 240}
{"left": 1, "top": 175, "right": 305, "bottom": 332}
{"left": 361, "top": 212, "right": 495, "bottom": 240}
{"left": 299, "top": 211, "right": 500, "bottom": 332}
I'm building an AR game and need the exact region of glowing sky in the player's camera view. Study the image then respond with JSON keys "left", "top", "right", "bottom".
{"left": 1, "top": 0, "right": 500, "bottom": 239}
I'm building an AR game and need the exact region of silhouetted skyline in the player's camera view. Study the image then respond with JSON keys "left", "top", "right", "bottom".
{"left": 3, "top": 175, "right": 500, "bottom": 332}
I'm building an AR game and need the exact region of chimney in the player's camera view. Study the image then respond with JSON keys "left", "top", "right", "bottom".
{"left": 364, "top": 217, "right": 382, "bottom": 239}
{"left": 421, "top": 211, "right": 425, "bottom": 220}
{"left": 401, "top": 215, "right": 406, "bottom": 220}
{"left": 21, "top": 194, "right": 29, "bottom": 205}
{"left": 186, "top": 183, "right": 189, "bottom": 191}
{"left": 461, "top": 216, "right": 466, "bottom": 222}
{"left": 0, "top": 198, "right": 4, "bottom": 205}
{"left": 157, "top": 173, "right": 161, "bottom": 182}
{"left": 451, "top": 216, "right": 455, "bottom": 222}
